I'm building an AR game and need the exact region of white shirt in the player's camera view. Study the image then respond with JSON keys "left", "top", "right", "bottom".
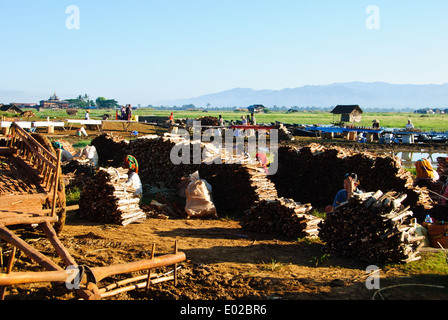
{"left": 126, "top": 172, "right": 142, "bottom": 196}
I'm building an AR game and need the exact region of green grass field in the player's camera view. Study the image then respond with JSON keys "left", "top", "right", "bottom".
{"left": 5, "top": 108, "right": 448, "bottom": 132}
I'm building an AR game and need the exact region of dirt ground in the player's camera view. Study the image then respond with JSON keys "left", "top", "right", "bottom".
{"left": 2, "top": 126, "right": 448, "bottom": 301}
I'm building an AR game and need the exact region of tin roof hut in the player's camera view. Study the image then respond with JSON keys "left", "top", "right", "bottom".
{"left": 331, "top": 105, "right": 363, "bottom": 123}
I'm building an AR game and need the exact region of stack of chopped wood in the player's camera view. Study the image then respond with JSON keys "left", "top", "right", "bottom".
{"left": 437, "top": 156, "right": 448, "bottom": 180}
{"left": 123, "top": 134, "right": 200, "bottom": 189}
{"left": 318, "top": 191, "right": 425, "bottom": 264}
{"left": 90, "top": 133, "right": 128, "bottom": 167}
{"left": 270, "top": 143, "right": 433, "bottom": 220}
{"left": 79, "top": 167, "right": 147, "bottom": 225}
{"left": 198, "top": 163, "right": 278, "bottom": 216}
{"left": 198, "top": 116, "right": 219, "bottom": 126}
{"left": 240, "top": 197, "right": 322, "bottom": 239}
{"left": 54, "top": 139, "right": 76, "bottom": 156}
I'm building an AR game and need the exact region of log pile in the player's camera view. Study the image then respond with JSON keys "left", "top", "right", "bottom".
{"left": 91, "top": 133, "right": 279, "bottom": 216}
{"left": 270, "top": 143, "right": 434, "bottom": 220}
{"left": 240, "top": 197, "right": 322, "bottom": 239}
{"left": 123, "top": 134, "right": 200, "bottom": 189}
{"left": 198, "top": 163, "right": 278, "bottom": 215}
{"left": 90, "top": 133, "right": 128, "bottom": 167}
{"left": 198, "top": 116, "right": 219, "bottom": 126}
{"left": 79, "top": 167, "right": 147, "bottom": 225}
{"left": 318, "top": 191, "right": 425, "bottom": 264}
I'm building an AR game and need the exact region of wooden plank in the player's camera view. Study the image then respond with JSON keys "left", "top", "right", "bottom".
{"left": 0, "top": 194, "right": 47, "bottom": 213}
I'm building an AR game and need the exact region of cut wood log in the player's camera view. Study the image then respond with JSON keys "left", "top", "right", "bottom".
{"left": 78, "top": 167, "right": 147, "bottom": 225}
{"left": 240, "top": 197, "right": 322, "bottom": 239}
{"left": 318, "top": 191, "right": 425, "bottom": 264}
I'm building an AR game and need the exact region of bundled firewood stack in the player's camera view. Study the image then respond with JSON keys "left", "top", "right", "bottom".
{"left": 241, "top": 197, "right": 322, "bottom": 239}
{"left": 198, "top": 116, "right": 219, "bottom": 126}
{"left": 123, "top": 135, "right": 200, "bottom": 189}
{"left": 79, "top": 167, "right": 147, "bottom": 225}
{"left": 437, "top": 156, "right": 448, "bottom": 180}
{"left": 319, "top": 191, "right": 425, "bottom": 264}
{"left": 90, "top": 133, "right": 128, "bottom": 167}
{"left": 54, "top": 139, "right": 76, "bottom": 156}
{"left": 271, "top": 143, "right": 433, "bottom": 220}
{"left": 197, "top": 162, "right": 278, "bottom": 216}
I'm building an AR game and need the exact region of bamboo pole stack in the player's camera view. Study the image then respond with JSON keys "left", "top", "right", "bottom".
{"left": 318, "top": 191, "right": 425, "bottom": 264}
{"left": 79, "top": 167, "right": 146, "bottom": 225}
{"left": 241, "top": 197, "right": 322, "bottom": 239}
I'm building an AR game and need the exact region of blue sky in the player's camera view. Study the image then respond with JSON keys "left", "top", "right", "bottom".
{"left": 1, "top": 0, "right": 447, "bottom": 105}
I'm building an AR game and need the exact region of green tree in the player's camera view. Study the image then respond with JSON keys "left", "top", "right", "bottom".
{"left": 95, "top": 97, "right": 119, "bottom": 109}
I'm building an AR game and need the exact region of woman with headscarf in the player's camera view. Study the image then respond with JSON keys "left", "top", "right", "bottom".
{"left": 123, "top": 155, "right": 142, "bottom": 197}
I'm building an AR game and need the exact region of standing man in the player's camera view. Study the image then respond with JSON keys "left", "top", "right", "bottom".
{"left": 405, "top": 119, "right": 415, "bottom": 143}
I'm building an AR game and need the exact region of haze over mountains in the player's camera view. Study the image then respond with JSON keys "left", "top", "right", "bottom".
{"left": 157, "top": 82, "right": 448, "bottom": 110}
{"left": 2, "top": 82, "right": 448, "bottom": 110}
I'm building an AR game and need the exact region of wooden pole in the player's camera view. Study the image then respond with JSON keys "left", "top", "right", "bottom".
{"left": 39, "top": 221, "right": 77, "bottom": 267}
{"left": 51, "top": 148, "right": 62, "bottom": 218}
{"left": 174, "top": 240, "right": 179, "bottom": 286}
{"left": 89, "top": 251, "right": 186, "bottom": 283}
{"left": 146, "top": 243, "right": 155, "bottom": 290}
{"left": 0, "top": 251, "right": 186, "bottom": 287}
{"left": 0, "top": 225, "right": 62, "bottom": 272}
{"left": 0, "top": 246, "right": 16, "bottom": 300}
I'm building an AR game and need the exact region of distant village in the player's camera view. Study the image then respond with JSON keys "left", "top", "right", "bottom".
{"left": 0, "top": 92, "right": 447, "bottom": 115}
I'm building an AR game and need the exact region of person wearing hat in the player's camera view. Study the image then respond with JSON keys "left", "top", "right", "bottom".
{"left": 325, "top": 173, "right": 363, "bottom": 213}
{"left": 123, "top": 155, "right": 142, "bottom": 197}
{"left": 52, "top": 141, "right": 73, "bottom": 162}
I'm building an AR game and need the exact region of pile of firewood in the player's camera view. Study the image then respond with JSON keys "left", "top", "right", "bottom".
{"left": 79, "top": 167, "right": 147, "bottom": 225}
{"left": 318, "top": 191, "right": 425, "bottom": 264}
{"left": 270, "top": 143, "right": 433, "bottom": 220}
{"left": 198, "top": 163, "right": 278, "bottom": 216}
{"left": 90, "top": 133, "right": 128, "bottom": 167}
{"left": 123, "top": 135, "right": 200, "bottom": 189}
{"left": 241, "top": 197, "right": 322, "bottom": 239}
{"left": 198, "top": 116, "right": 219, "bottom": 126}
{"left": 437, "top": 156, "right": 448, "bottom": 180}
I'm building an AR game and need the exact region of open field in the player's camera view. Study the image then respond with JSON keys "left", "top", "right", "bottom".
{"left": 5, "top": 108, "right": 448, "bottom": 132}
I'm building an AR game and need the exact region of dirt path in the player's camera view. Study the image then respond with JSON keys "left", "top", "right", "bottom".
{"left": 4, "top": 212, "right": 448, "bottom": 301}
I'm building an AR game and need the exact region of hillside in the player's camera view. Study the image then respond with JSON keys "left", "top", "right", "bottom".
{"left": 157, "top": 82, "right": 448, "bottom": 109}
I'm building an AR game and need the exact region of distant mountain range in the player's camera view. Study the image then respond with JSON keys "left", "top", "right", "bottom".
{"left": 157, "top": 82, "right": 448, "bottom": 109}
{"left": 2, "top": 82, "right": 448, "bottom": 110}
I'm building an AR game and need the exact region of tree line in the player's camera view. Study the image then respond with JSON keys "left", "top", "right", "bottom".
{"left": 66, "top": 94, "right": 119, "bottom": 109}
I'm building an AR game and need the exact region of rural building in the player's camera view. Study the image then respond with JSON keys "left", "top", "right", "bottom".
{"left": 40, "top": 93, "right": 69, "bottom": 109}
{"left": 11, "top": 103, "right": 38, "bottom": 108}
{"left": 331, "top": 105, "right": 363, "bottom": 123}
{"left": 248, "top": 104, "right": 266, "bottom": 113}
{"left": 0, "top": 104, "right": 23, "bottom": 114}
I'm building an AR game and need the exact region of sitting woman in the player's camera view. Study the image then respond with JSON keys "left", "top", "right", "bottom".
{"left": 414, "top": 158, "right": 439, "bottom": 188}
{"left": 123, "top": 155, "right": 142, "bottom": 197}
{"left": 325, "top": 173, "right": 363, "bottom": 213}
